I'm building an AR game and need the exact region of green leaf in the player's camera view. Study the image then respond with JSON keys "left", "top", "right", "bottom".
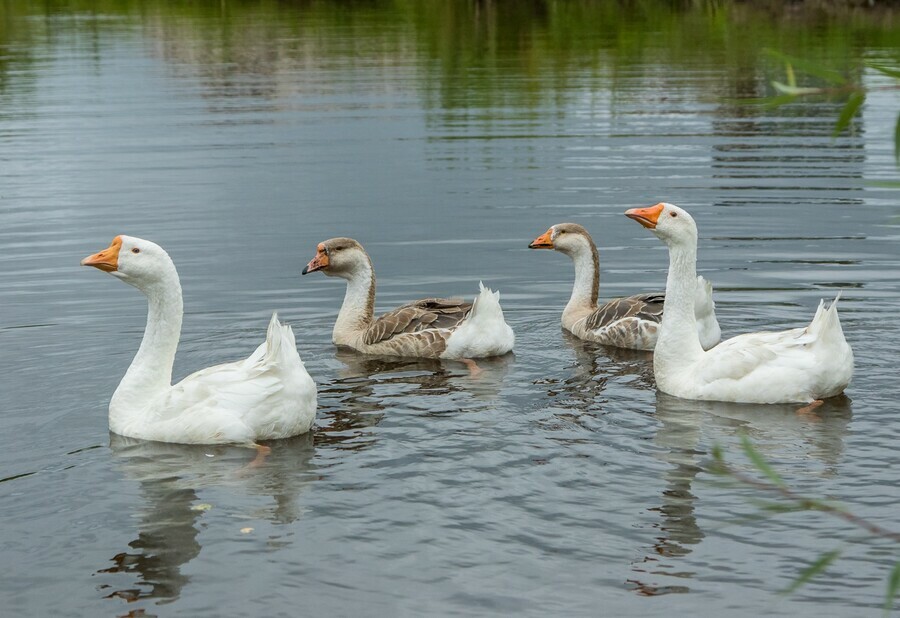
{"left": 747, "top": 499, "right": 807, "bottom": 514}
{"left": 895, "top": 114, "right": 900, "bottom": 165}
{"left": 761, "top": 94, "right": 801, "bottom": 109}
{"left": 708, "top": 445, "right": 727, "bottom": 476}
{"left": 833, "top": 92, "right": 865, "bottom": 137}
{"left": 733, "top": 94, "right": 799, "bottom": 108}
{"left": 786, "top": 63, "right": 797, "bottom": 88}
{"left": 772, "top": 82, "right": 824, "bottom": 96}
{"left": 868, "top": 180, "right": 900, "bottom": 189}
{"left": 866, "top": 62, "right": 900, "bottom": 80}
{"left": 886, "top": 562, "right": 900, "bottom": 614}
{"left": 764, "top": 49, "right": 847, "bottom": 84}
{"left": 781, "top": 549, "right": 842, "bottom": 595}
{"left": 740, "top": 435, "right": 786, "bottom": 488}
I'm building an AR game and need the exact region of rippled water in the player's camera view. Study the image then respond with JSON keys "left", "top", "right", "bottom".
{"left": 2, "top": 2, "right": 899, "bottom": 616}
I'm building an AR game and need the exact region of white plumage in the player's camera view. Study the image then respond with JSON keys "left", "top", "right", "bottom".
{"left": 139, "top": 314, "right": 316, "bottom": 444}
{"left": 442, "top": 282, "right": 516, "bottom": 359}
{"left": 693, "top": 275, "right": 721, "bottom": 350}
{"left": 625, "top": 203, "right": 853, "bottom": 404}
{"left": 82, "top": 235, "right": 316, "bottom": 445}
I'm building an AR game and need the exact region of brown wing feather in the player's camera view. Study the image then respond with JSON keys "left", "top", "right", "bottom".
{"left": 364, "top": 298, "right": 473, "bottom": 346}
{"left": 583, "top": 293, "right": 665, "bottom": 332}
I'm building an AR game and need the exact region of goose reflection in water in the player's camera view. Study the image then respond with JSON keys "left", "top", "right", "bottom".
{"left": 321, "top": 349, "right": 513, "bottom": 429}
{"left": 628, "top": 393, "right": 852, "bottom": 597}
{"left": 334, "top": 348, "right": 512, "bottom": 395}
{"left": 96, "top": 432, "right": 316, "bottom": 610}
{"left": 540, "top": 332, "right": 654, "bottom": 421}
{"left": 315, "top": 349, "right": 512, "bottom": 453}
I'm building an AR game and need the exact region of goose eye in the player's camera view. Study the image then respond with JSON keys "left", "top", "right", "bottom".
{"left": 131, "top": 247, "right": 141, "bottom": 254}
{"left": 670, "top": 212, "right": 677, "bottom": 218}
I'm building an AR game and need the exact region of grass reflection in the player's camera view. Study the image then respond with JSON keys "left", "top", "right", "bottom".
{"left": 1, "top": 0, "right": 898, "bottom": 108}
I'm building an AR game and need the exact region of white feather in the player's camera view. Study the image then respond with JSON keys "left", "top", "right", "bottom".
{"left": 88, "top": 236, "right": 316, "bottom": 445}
{"left": 641, "top": 204, "right": 853, "bottom": 404}
{"left": 442, "top": 282, "right": 515, "bottom": 359}
{"left": 694, "top": 275, "right": 721, "bottom": 350}
{"left": 115, "top": 313, "right": 317, "bottom": 445}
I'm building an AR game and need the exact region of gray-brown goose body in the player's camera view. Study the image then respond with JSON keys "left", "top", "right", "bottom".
{"left": 302, "top": 238, "right": 515, "bottom": 359}
{"left": 529, "top": 223, "right": 720, "bottom": 351}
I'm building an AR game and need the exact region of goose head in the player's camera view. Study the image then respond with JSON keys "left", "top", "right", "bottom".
{"left": 81, "top": 235, "right": 176, "bottom": 290}
{"left": 302, "top": 237, "right": 370, "bottom": 280}
{"left": 625, "top": 202, "right": 698, "bottom": 247}
{"left": 528, "top": 223, "right": 595, "bottom": 258}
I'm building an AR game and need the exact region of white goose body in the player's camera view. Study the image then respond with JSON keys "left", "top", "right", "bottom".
{"left": 529, "top": 223, "right": 720, "bottom": 351}
{"left": 302, "top": 237, "right": 514, "bottom": 359}
{"left": 625, "top": 203, "right": 853, "bottom": 404}
{"left": 83, "top": 236, "right": 316, "bottom": 445}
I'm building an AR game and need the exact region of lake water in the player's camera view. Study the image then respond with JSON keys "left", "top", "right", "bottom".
{"left": 1, "top": 2, "right": 899, "bottom": 616}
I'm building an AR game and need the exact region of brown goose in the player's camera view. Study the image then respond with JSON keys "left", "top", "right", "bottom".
{"left": 529, "top": 223, "right": 720, "bottom": 351}
{"left": 301, "top": 238, "right": 515, "bottom": 359}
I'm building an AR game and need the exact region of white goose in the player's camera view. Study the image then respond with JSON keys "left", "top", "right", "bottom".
{"left": 624, "top": 203, "right": 853, "bottom": 404}
{"left": 529, "top": 223, "right": 720, "bottom": 350}
{"left": 82, "top": 236, "right": 316, "bottom": 446}
{"left": 301, "top": 237, "right": 514, "bottom": 360}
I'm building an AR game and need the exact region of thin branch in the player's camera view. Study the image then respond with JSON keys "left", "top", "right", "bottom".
{"left": 711, "top": 460, "right": 900, "bottom": 544}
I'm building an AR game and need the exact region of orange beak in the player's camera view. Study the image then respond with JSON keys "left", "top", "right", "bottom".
{"left": 302, "top": 244, "right": 329, "bottom": 275}
{"left": 528, "top": 228, "right": 554, "bottom": 249}
{"left": 625, "top": 203, "right": 665, "bottom": 229}
{"left": 81, "top": 236, "right": 122, "bottom": 272}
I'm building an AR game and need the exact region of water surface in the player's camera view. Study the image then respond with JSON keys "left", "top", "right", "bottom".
{"left": 1, "top": 2, "right": 899, "bottom": 616}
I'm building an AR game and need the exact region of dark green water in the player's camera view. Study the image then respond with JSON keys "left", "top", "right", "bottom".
{"left": 1, "top": 2, "right": 898, "bottom": 616}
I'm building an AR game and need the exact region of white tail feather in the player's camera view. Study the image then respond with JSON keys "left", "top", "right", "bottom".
{"left": 265, "top": 313, "right": 282, "bottom": 359}
{"left": 469, "top": 281, "right": 504, "bottom": 324}
{"left": 693, "top": 275, "right": 721, "bottom": 350}
{"left": 262, "top": 313, "right": 300, "bottom": 366}
{"left": 808, "top": 292, "right": 844, "bottom": 343}
{"left": 694, "top": 275, "right": 715, "bottom": 315}
{"left": 442, "top": 281, "right": 515, "bottom": 358}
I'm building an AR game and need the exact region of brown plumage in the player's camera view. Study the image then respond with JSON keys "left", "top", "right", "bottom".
{"left": 582, "top": 293, "right": 665, "bottom": 332}
{"left": 581, "top": 293, "right": 664, "bottom": 349}
{"left": 529, "top": 223, "right": 666, "bottom": 350}
{"left": 363, "top": 298, "right": 474, "bottom": 354}
{"left": 302, "top": 238, "right": 515, "bottom": 359}
{"left": 529, "top": 221, "right": 720, "bottom": 351}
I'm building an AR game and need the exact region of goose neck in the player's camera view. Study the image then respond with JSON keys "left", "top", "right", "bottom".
{"left": 563, "top": 241, "right": 599, "bottom": 319}
{"left": 334, "top": 259, "right": 376, "bottom": 340}
{"left": 657, "top": 240, "right": 704, "bottom": 360}
{"left": 111, "top": 277, "right": 183, "bottom": 419}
